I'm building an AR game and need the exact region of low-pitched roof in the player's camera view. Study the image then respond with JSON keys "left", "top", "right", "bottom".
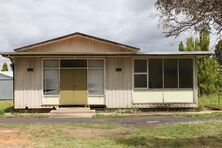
{"left": 14, "top": 32, "right": 140, "bottom": 52}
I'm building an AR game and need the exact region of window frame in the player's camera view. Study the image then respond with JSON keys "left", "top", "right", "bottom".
{"left": 133, "top": 59, "right": 148, "bottom": 89}
{"left": 133, "top": 57, "right": 194, "bottom": 90}
{"left": 87, "top": 59, "right": 105, "bottom": 97}
{"left": 43, "top": 59, "right": 60, "bottom": 97}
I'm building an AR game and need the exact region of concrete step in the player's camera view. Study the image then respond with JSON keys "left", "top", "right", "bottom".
{"left": 49, "top": 113, "right": 95, "bottom": 118}
{"left": 56, "top": 107, "right": 90, "bottom": 110}
{"left": 49, "top": 107, "right": 96, "bottom": 118}
{"left": 54, "top": 108, "right": 92, "bottom": 111}
{"left": 50, "top": 110, "right": 95, "bottom": 114}
{"left": 51, "top": 108, "right": 95, "bottom": 113}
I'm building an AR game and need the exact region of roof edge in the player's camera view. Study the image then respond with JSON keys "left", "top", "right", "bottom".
{"left": 0, "top": 51, "right": 214, "bottom": 57}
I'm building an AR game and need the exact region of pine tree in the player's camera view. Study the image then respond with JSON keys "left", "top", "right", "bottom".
{"left": 199, "top": 28, "right": 210, "bottom": 51}
{"left": 194, "top": 38, "right": 200, "bottom": 51}
{"left": 185, "top": 37, "right": 195, "bottom": 51}
{"left": 1, "top": 63, "right": 8, "bottom": 71}
{"left": 178, "top": 41, "right": 185, "bottom": 51}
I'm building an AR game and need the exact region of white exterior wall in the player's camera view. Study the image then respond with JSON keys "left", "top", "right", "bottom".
{"left": 105, "top": 57, "right": 133, "bottom": 108}
{"left": 13, "top": 56, "right": 198, "bottom": 109}
{"left": 14, "top": 57, "right": 42, "bottom": 109}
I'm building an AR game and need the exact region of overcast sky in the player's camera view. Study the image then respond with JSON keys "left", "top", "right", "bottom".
{"left": 0, "top": 0, "right": 215, "bottom": 68}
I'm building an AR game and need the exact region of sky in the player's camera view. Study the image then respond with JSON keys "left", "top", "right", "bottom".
{"left": 0, "top": 0, "right": 216, "bottom": 70}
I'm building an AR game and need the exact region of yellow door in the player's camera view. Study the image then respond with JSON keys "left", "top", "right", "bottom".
{"left": 60, "top": 69, "right": 87, "bottom": 105}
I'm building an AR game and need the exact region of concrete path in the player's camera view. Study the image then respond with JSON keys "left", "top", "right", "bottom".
{"left": 0, "top": 117, "right": 222, "bottom": 126}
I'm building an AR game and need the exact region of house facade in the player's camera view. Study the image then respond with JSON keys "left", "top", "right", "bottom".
{"left": 0, "top": 33, "right": 212, "bottom": 109}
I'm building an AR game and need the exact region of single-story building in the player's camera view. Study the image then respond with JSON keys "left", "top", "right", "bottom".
{"left": 0, "top": 32, "right": 212, "bottom": 109}
{"left": 0, "top": 71, "right": 13, "bottom": 100}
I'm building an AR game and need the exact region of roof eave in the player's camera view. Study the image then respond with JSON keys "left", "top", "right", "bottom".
{"left": 0, "top": 51, "right": 213, "bottom": 57}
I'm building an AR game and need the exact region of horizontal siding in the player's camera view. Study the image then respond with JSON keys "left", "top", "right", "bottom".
{"left": 28, "top": 36, "right": 134, "bottom": 53}
{"left": 14, "top": 57, "right": 42, "bottom": 109}
{"left": 105, "top": 57, "right": 132, "bottom": 108}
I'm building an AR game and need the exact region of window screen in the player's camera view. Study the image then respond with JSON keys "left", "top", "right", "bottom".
{"left": 164, "top": 59, "right": 178, "bottom": 88}
{"left": 43, "top": 69, "right": 59, "bottom": 95}
{"left": 43, "top": 60, "right": 59, "bottom": 68}
{"left": 179, "top": 59, "right": 193, "bottom": 88}
{"left": 88, "top": 60, "right": 104, "bottom": 96}
{"left": 88, "top": 70, "right": 104, "bottom": 95}
{"left": 88, "top": 60, "right": 104, "bottom": 68}
{"left": 43, "top": 60, "right": 59, "bottom": 95}
{"left": 149, "top": 59, "right": 163, "bottom": 88}
{"left": 134, "top": 75, "right": 147, "bottom": 88}
{"left": 134, "top": 59, "right": 147, "bottom": 73}
{"left": 134, "top": 59, "right": 147, "bottom": 88}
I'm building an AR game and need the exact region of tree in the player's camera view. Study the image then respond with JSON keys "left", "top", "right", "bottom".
{"left": 185, "top": 37, "right": 195, "bottom": 51}
{"left": 155, "top": 0, "right": 222, "bottom": 37}
{"left": 178, "top": 41, "right": 184, "bottom": 51}
{"left": 1, "top": 63, "right": 8, "bottom": 71}
{"left": 178, "top": 28, "right": 210, "bottom": 51}
{"left": 215, "top": 39, "right": 222, "bottom": 65}
{"left": 199, "top": 28, "right": 210, "bottom": 51}
{"left": 178, "top": 28, "right": 222, "bottom": 95}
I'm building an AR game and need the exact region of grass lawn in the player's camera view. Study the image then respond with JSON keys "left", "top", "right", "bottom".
{"left": 199, "top": 94, "right": 222, "bottom": 109}
{"left": 0, "top": 100, "right": 48, "bottom": 118}
{"left": 1, "top": 121, "right": 222, "bottom": 147}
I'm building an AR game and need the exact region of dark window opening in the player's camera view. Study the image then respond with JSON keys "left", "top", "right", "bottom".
{"left": 179, "top": 59, "right": 193, "bottom": 88}
{"left": 134, "top": 75, "right": 147, "bottom": 88}
{"left": 61, "top": 60, "right": 87, "bottom": 68}
{"left": 164, "top": 59, "right": 178, "bottom": 88}
{"left": 149, "top": 59, "right": 163, "bottom": 88}
{"left": 134, "top": 59, "right": 147, "bottom": 73}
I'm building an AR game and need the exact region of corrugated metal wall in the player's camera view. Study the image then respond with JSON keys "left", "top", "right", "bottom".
{"left": 14, "top": 57, "right": 42, "bottom": 109}
{"left": 0, "top": 75, "right": 13, "bottom": 99}
{"left": 105, "top": 57, "right": 132, "bottom": 108}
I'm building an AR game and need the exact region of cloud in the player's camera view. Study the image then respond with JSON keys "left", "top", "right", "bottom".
{"left": 0, "top": 0, "right": 187, "bottom": 53}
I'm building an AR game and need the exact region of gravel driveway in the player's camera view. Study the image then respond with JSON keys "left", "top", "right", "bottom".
{"left": 0, "top": 116, "right": 222, "bottom": 126}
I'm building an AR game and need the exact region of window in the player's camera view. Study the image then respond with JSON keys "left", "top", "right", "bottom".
{"left": 134, "top": 59, "right": 147, "bottom": 73}
{"left": 44, "top": 60, "right": 59, "bottom": 68}
{"left": 149, "top": 59, "right": 163, "bottom": 88}
{"left": 164, "top": 59, "right": 178, "bottom": 88}
{"left": 43, "top": 60, "right": 59, "bottom": 95}
{"left": 88, "top": 60, "right": 104, "bottom": 96}
{"left": 134, "top": 59, "right": 147, "bottom": 88}
{"left": 61, "top": 60, "right": 87, "bottom": 68}
{"left": 179, "top": 59, "right": 193, "bottom": 88}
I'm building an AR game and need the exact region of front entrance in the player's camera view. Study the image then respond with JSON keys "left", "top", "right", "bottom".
{"left": 60, "top": 69, "right": 87, "bottom": 105}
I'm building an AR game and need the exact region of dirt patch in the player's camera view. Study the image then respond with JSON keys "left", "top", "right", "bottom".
{"left": 64, "top": 127, "right": 131, "bottom": 138}
{"left": 0, "top": 128, "right": 29, "bottom": 147}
